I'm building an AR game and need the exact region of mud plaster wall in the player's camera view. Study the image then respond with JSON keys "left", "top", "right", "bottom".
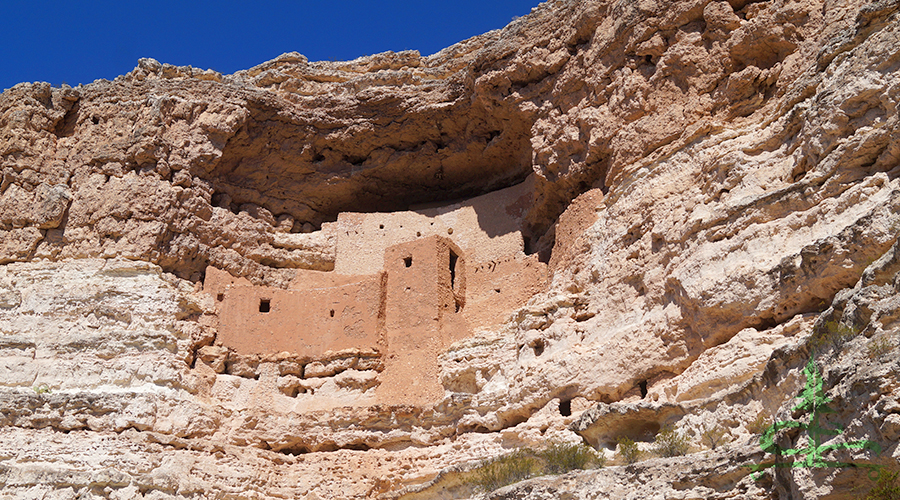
{"left": 375, "top": 237, "right": 468, "bottom": 403}
{"left": 465, "top": 254, "right": 547, "bottom": 329}
{"left": 208, "top": 236, "right": 546, "bottom": 354}
{"left": 213, "top": 271, "right": 384, "bottom": 357}
{"left": 549, "top": 188, "right": 605, "bottom": 278}
{"left": 332, "top": 176, "right": 534, "bottom": 275}
{"left": 204, "top": 178, "right": 550, "bottom": 404}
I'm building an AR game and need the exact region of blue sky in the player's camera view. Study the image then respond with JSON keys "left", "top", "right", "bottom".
{"left": 1, "top": 1, "right": 540, "bottom": 92}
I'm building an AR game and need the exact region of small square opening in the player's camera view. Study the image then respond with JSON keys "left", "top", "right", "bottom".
{"left": 259, "top": 299, "right": 271, "bottom": 313}
{"left": 216, "top": 293, "right": 224, "bottom": 302}
{"left": 403, "top": 257, "right": 412, "bottom": 268}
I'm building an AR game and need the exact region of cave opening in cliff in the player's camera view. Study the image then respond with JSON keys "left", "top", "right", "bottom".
{"left": 559, "top": 399, "right": 572, "bottom": 416}
{"left": 276, "top": 444, "right": 310, "bottom": 456}
{"left": 211, "top": 97, "right": 536, "bottom": 232}
{"left": 639, "top": 380, "right": 648, "bottom": 399}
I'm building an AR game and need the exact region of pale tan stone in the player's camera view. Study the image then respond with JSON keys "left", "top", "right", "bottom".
{"left": 197, "top": 345, "right": 228, "bottom": 374}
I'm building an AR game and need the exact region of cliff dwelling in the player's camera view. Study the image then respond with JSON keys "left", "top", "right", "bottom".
{"left": 202, "top": 177, "right": 548, "bottom": 405}
{"left": 4, "top": 0, "right": 900, "bottom": 495}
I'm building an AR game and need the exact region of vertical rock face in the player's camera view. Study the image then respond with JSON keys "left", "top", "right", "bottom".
{"left": 1, "top": 0, "right": 899, "bottom": 498}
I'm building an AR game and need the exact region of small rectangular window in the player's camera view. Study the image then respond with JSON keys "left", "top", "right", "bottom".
{"left": 449, "top": 250, "right": 459, "bottom": 289}
{"left": 259, "top": 299, "right": 271, "bottom": 313}
{"left": 404, "top": 257, "right": 412, "bottom": 268}
{"left": 559, "top": 399, "right": 572, "bottom": 416}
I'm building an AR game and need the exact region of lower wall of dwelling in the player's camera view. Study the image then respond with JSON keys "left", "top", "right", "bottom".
{"left": 211, "top": 270, "right": 385, "bottom": 357}
{"left": 202, "top": 239, "right": 548, "bottom": 405}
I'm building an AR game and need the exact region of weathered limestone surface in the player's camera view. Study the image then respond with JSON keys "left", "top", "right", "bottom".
{"left": 1, "top": 0, "right": 899, "bottom": 498}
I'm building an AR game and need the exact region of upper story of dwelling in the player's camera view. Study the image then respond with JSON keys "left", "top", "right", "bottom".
{"left": 330, "top": 175, "right": 534, "bottom": 275}
{"left": 260, "top": 175, "right": 537, "bottom": 277}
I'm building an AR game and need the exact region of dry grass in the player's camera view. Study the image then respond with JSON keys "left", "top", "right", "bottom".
{"left": 746, "top": 412, "right": 770, "bottom": 435}
{"left": 861, "top": 468, "right": 900, "bottom": 500}
{"left": 540, "top": 441, "right": 606, "bottom": 473}
{"left": 472, "top": 449, "right": 538, "bottom": 492}
{"left": 868, "top": 334, "right": 895, "bottom": 360}
{"left": 700, "top": 424, "right": 729, "bottom": 450}
{"left": 810, "top": 320, "right": 859, "bottom": 351}
{"left": 470, "top": 441, "right": 606, "bottom": 491}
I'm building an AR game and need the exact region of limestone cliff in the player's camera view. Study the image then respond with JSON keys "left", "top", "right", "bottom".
{"left": 1, "top": 0, "right": 899, "bottom": 498}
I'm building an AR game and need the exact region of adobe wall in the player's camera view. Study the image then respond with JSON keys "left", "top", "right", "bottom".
{"left": 289, "top": 268, "right": 371, "bottom": 290}
{"left": 204, "top": 266, "right": 253, "bottom": 299}
{"left": 332, "top": 175, "right": 534, "bottom": 275}
{"left": 202, "top": 180, "right": 550, "bottom": 406}
{"left": 464, "top": 254, "right": 548, "bottom": 330}
{"left": 548, "top": 188, "right": 605, "bottom": 277}
{"left": 377, "top": 236, "right": 467, "bottom": 404}
{"left": 211, "top": 269, "right": 384, "bottom": 357}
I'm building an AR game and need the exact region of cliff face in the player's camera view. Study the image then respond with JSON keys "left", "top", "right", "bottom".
{"left": 1, "top": 0, "right": 899, "bottom": 498}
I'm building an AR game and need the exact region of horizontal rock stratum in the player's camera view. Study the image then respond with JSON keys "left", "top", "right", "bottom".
{"left": 1, "top": 0, "right": 899, "bottom": 498}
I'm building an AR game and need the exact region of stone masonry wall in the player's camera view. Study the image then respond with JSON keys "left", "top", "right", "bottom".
{"left": 333, "top": 176, "right": 533, "bottom": 275}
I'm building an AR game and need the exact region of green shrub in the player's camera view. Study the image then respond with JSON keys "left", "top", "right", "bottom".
{"left": 861, "top": 468, "right": 900, "bottom": 500}
{"left": 700, "top": 424, "right": 728, "bottom": 450}
{"left": 617, "top": 436, "right": 642, "bottom": 464}
{"left": 654, "top": 425, "right": 690, "bottom": 457}
{"left": 539, "top": 441, "right": 605, "bottom": 473}
{"left": 32, "top": 383, "right": 51, "bottom": 394}
{"left": 746, "top": 412, "right": 770, "bottom": 435}
{"left": 473, "top": 449, "right": 538, "bottom": 491}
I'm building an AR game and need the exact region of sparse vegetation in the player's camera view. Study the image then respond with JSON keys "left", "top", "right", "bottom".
{"left": 868, "top": 334, "right": 895, "bottom": 360}
{"left": 473, "top": 449, "right": 538, "bottom": 492}
{"left": 32, "top": 383, "right": 51, "bottom": 394}
{"left": 617, "top": 436, "right": 642, "bottom": 464}
{"left": 700, "top": 424, "right": 729, "bottom": 450}
{"left": 539, "top": 441, "right": 605, "bottom": 473}
{"left": 654, "top": 425, "right": 690, "bottom": 457}
{"left": 470, "top": 441, "right": 605, "bottom": 492}
{"left": 860, "top": 468, "right": 900, "bottom": 500}
{"left": 810, "top": 320, "right": 860, "bottom": 351}
{"left": 746, "top": 412, "right": 770, "bottom": 435}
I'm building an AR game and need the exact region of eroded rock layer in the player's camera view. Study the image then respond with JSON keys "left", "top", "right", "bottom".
{"left": 1, "top": 0, "right": 899, "bottom": 498}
